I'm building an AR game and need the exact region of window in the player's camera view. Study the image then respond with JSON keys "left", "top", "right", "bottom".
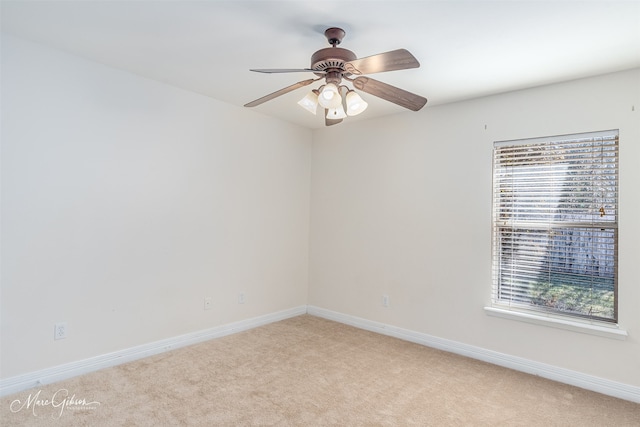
{"left": 491, "top": 130, "right": 618, "bottom": 323}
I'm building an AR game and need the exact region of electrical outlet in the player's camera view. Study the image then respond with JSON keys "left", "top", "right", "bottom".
{"left": 204, "top": 297, "right": 212, "bottom": 310}
{"left": 382, "top": 294, "right": 390, "bottom": 308}
{"left": 54, "top": 322, "right": 67, "bottom": 340}
{"left": 238, "top": 292, "right": 246, "bottom": 304}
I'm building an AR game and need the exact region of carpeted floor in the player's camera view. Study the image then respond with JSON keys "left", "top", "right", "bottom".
{"left": 1, "top": 315, "right": 639, "bottom": 426}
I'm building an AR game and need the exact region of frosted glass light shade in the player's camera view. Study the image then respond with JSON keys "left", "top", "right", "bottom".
{"left": 297, "top": 90, "right": 319, "bottom": 115}
{"left": 326, "top": 105, "right": 347, "bottom": 120}
{"left": 318, "top": 83, "right": 342, "bottom": 108}
{"left": 345, "top": 91, "right": 368, "bottom": 116}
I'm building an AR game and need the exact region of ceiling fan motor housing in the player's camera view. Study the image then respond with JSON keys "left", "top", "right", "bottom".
{"left": 310, "top": 47, "right": 357, "bottom": 78}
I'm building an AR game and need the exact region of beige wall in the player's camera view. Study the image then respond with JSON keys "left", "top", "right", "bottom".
{"left": 1, "top": 36, "right": 312, "bottom": 378}
{"left": 309, "top": 68, "right": 640, "bottom": 386}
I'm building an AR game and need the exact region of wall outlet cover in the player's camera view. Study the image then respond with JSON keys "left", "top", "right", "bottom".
{"left": 54, "top": 322, "right": 68, "bottom": 340}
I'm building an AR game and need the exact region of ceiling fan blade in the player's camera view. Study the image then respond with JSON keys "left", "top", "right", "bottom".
{"left": 325, "top": 109, "right": 342, "bottom": 126}
{"left": 244, "top": 79, "right": 317, "bottom": 108}
{"left": 352, "top": 76, "right": 427, "bottom": 111}
{"left": 344, "top": 49, "right": 420, "bottom": 75}
{"left": 250, "top": 68, "right": 324, "bottom": 74}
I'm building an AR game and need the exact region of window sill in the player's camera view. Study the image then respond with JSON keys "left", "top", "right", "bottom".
{"left": 484, "top": 306, "right": 628, "bottom": 340}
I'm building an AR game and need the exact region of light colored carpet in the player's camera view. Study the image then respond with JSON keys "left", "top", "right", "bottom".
{"left": 1, "top": 315, "right": 638, "bottom": 426}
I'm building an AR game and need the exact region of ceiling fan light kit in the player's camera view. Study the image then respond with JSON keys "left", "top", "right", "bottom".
{"left": 245, "top": 27, "right": 427, "bottom": 126}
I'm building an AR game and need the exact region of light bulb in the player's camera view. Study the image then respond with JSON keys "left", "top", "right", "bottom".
{"left": 318, "top": 83, "right": 342, "bottom": 108}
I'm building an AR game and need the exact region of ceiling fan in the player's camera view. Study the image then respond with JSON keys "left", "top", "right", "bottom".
{"left": 244, "top": 27, "right": 427, "bottom": 126}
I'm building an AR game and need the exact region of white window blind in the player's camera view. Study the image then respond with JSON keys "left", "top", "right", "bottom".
{"left": 492, "top": 130, "right": 618, "bottom": 323}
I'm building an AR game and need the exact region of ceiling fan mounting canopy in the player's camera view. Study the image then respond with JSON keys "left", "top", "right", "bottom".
{"left": 244, "top": 27, "right": 427, "bottom": 126}
{"left": 324, "top": 27, "right": 346, "bottom": 46}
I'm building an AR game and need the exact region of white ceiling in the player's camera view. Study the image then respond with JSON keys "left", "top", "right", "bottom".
{"left": 2, "top": 1, "right": 639, "bottom": 129}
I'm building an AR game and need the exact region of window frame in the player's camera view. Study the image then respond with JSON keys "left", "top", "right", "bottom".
{"left": 490, "top": 130, "right": 619, "bottom": 326}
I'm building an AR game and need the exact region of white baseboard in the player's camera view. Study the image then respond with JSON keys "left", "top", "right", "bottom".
{"left": 307, "top": 305, "right": 640, "bottom": 403}
{"left": 4, "top": 305, "right": 638, "bottom": 404}
{"left": 0, "top": 305, "right": 307, "bottom": 397}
